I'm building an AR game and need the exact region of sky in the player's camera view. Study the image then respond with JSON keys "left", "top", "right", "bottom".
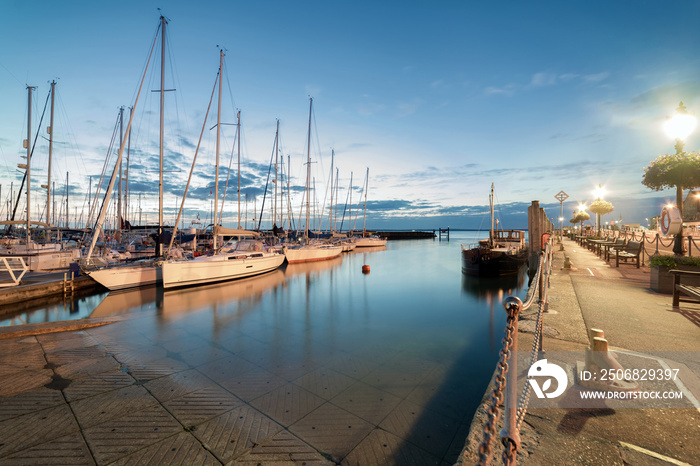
{"left": 2, "top": 0, "right": 700, "bottom": 232}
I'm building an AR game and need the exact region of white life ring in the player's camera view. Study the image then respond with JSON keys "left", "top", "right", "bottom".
{"left": 660, "top": 206, "right": 682, "bottom": 236}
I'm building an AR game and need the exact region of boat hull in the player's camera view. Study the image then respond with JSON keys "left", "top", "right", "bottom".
{"left": 461, "top": 247, "right": 528, "bottom": 276}
{"left": 283, "top": 244, "right": 343, "bottom": 264}
{"left": 87, "top": 263, "right": 161, "bottom": 290}
{"left": 354, "top": 237, "right": 387, "bottom": 247}
{"left": 162, "top": 252, "right": 285, "bottom": 289}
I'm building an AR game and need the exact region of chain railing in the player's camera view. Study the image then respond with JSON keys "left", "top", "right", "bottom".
{"left": 475, "top": 239, "right": 553, "bottom": 465}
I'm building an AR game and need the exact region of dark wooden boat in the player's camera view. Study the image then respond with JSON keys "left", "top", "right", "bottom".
{"left": 461, "top": 184, "right": 528, "bottom": 276}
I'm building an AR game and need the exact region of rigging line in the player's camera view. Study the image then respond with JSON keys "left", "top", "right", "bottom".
{"left": 6, "top": 86, "right": 51, "bottom": 232}
{"left": 257, "top": 131, "right": 276, "bottom": 231}
{"left": 167, "top": 69, "right": 218, "bottom": 253}
{"left": 223, "top": 59, "right": 238, "bottom": 123}
{"left": 218, "top": 122, "right": 238, "bottom": 227}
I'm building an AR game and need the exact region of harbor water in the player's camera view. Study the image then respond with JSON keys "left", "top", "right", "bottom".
{"left": 1, "top": 231, "right": 529, "bottom": 463}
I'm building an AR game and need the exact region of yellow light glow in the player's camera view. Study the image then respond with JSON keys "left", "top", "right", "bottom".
{"left": 593, "top": 184, "right": 606, "bottom": 199}
{"left": 664, "top": 112, "right": 697, "bottom": 141}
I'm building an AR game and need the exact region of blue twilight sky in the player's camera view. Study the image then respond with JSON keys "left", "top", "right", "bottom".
{"left": 1, "top": 1, "right": 700, "bottom": 231}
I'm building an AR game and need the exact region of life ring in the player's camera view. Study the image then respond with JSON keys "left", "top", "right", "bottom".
{"left": 660, "top": 206, "right": 682, "bottom": 236}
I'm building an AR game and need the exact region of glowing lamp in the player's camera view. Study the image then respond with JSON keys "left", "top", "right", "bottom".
{"left": 664, "top": 103, "right": 697, "bottom": 141}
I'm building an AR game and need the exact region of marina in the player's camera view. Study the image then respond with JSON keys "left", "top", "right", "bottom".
{"left": 0, "top": 232, "right": 528, "bottom": 464}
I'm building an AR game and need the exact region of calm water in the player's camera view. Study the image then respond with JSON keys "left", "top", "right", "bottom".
{"left": 2, "top": 231, "right": 529, "bottom": 463}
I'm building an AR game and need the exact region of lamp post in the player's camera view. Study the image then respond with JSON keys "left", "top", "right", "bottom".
{"left": 664, "top": 102, "right": 697, "bottom": 254}
{"left": 593, "top": 184, "right": 606, "bottom": 235}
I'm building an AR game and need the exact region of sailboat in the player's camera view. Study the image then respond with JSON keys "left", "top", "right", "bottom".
{"left": 85, "top": 15, "right": 170, "bottom": 290}
{"left": 161, "top": 50, "right": 285, "bottom": 289}
{"left": 1, "top": 83, "right": 82, "bottom": 271}
{"left": 352, "top": 168, "right": 387, "bottom": 247}
{"left": 282, "top": 98, "right": 342, "bottom": 264}
{"left": 461, "top": 183, "right": 528, "bottom": 276}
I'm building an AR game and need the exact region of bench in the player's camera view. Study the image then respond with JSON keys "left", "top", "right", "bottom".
{"left": 614, "top": 240, "right": 641, "bottom": 268}
{"left": 671, "top": 269, "right": 700, "bottom": 307}
{"left": 604, "top": 238, "right": 627, "bottom": 261}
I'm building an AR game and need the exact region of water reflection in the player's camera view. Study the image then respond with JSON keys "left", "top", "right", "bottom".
{"left": 2, "top": 232, "right": 530, "bottom": 464}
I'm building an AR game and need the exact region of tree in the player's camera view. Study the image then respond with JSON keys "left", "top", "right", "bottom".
{"left": 642, "top": 150, "right": 700, "bottom": 253}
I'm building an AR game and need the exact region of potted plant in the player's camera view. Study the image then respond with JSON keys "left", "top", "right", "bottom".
{"left": 649, "top": 254, "right": 700, "bottom": 293}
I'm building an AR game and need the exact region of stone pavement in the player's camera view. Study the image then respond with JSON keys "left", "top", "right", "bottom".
{"left": 460, "top": 236, "right": 700, "bottom": 465}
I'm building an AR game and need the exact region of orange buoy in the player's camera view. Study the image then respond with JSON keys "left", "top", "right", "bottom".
{"left": 362, "top": 265, "right": 370, "bottom": 274}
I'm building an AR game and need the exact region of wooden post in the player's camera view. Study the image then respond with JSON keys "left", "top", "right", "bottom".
{"left": 528, "top": 201, "right": 542, "bottom": 276}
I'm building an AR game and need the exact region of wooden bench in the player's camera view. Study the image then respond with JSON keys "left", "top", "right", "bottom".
{"left": 614, "top": 240, "right": 641, "bottom": 268}
{"left": 671, "top": 269, "right": 700, "bottom": 307}
{"left": 604, "top": 238, "right": 627, "bottom": 261}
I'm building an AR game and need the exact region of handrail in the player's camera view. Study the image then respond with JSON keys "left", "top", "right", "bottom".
{"left": 475, "top": 238, "right": 553, "bottom": 465}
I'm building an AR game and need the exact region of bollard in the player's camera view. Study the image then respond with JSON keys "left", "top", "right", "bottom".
{"left": 576, "top": 328, "right": 638, "bottom": 392}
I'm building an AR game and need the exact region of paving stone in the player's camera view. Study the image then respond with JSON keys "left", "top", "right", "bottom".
{"left": 126, "top": 357, "right": 190, "bottom": 382}
{"left": 331, "top": 381, "right": 401, "bottom": 425}
{"left": 71, "top": 384, "right": 159, "bottom": 429}
{"left": 0, "top": 404, "right": 79, "bottom": 457}
{"left": 216, "top": 366, "right": 286, "bottom": 402}
{"left": 289, "top": 403, "right": 374, "bottom": 463}
{"left": 0, "top": 431, "right": 94, "bottom": 465}
{"left": 55, "top": 355, "right": 121, "bottom": 380}
{"left": 0, "top": 387, "right": 65, "bottom": 422}
{"left": 82, "top": 404, "right": 183, "bottom": 464}
{"left": 232, "top": 429, "right": 334, "bottom": 465}
{"left": 379, "top": 399, "right": 459, "bottom": 459}
{"left": 294, "top": 367, "right": 356, "bottom": 400}
{"left": 250, "top": 383, "right": 326, "bottom": 427}
{"left": 143, "top": 368, "right": 213, "bottom": 403}
{"left": 163, "top": 385, "right": 244, "bottom": 427}
{"left": 0, "top": 369, "right": 53, "bottom": 397}
{"left": 62, "top": 369, "right": 135, "bottom": 402}
{"left": 111, "top": 431, "right": 219, "bottom": 466}
{"left": 192, "top": 404, "right": 284, "bottom": 463}
{"left": 341, "top": 428, "right": 441, "bottom": 466}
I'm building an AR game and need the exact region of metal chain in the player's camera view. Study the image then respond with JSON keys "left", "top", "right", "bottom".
{"left": 476, "top": 316, "right": 516, "bottom": 465}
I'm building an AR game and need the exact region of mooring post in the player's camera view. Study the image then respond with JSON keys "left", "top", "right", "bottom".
{"left": 528, "top": 201, "right": 542, "bottom": 276}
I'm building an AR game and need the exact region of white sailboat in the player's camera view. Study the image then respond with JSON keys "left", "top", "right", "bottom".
{"left": 282, "top": 98, "right": 342, "bottom": 264}
{"left": 1, "top": 83, "right": 82, "bottom": 271}
{"left": 353, "top": 168, "right": 387, "bottom": 247}
{"left": 85, "top": 16, "right": 169, "bottom": 290}
{"left": 161, "top": 50, "right": 285, "bottom": 289}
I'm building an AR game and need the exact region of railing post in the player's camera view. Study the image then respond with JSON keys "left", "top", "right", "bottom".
{"left": 655, "top": 233, "right": 659, "bottom": 255}
{"left": 689, "top": 236, "right": 693, "bottom": 257}
{"left": 500, "top": 297, "right": 522, "bottom": 465}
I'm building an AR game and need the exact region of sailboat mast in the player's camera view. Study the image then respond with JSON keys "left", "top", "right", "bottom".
{"left": 118, "top": 106, "right": 124, "bottom": 233}
{"left": 273, "top": 119, "right": 279, "bottom": 229}
{"left": 489, "top": 182, "right": 494, "bottom": 247}
{"left": 26, "top": 85, "right": 34, "bottom": 246}
{"left": 329, "top": 149, "right": 334, "bottom": 233}
{"left": 46, "top": 80, "right": 55, "bottom": 226}
{"left": 214, "top": 49, "right": 223, "bottom": 249}
{"left": 362, "top": 167, "right": 369, "bottom": 234}
{"left": 237, "top": 110, "right": 241, "bottom": 229}
{"left": 305, "top": 97, "right": 312, "bottom": 239}
{"left": 158, "top": 15, "right": 167, "bottom": 257}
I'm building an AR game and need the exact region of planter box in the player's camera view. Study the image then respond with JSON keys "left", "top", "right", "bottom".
{"left": 650, "top": 265, "right": 700, "bottom": 294}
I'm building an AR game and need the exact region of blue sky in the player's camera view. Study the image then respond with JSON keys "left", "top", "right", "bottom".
{"left": 2, "top": 1, "right": 700, "bottom": 231}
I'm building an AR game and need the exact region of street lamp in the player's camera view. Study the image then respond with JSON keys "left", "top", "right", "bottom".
{"left": 593, "top": 184, "right": 606, "bottom": 235}
{"left": 664, "top": 102, "right": 697, "bottom": 254}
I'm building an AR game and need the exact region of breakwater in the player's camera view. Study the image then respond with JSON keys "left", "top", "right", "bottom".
{"left": 376, "top": 230, "right": 436, "bottom": 240}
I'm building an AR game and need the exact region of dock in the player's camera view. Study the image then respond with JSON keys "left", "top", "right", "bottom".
{"left": 0, "top": 272, "right": 101, "bottom": 315}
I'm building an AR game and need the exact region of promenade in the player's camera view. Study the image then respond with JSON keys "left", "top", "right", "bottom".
{"left": 461, "top": 236, "right": 700, "bottom": 465}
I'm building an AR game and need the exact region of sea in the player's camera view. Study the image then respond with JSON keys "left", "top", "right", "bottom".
{"left": 1, "top": 230, "right": 530, "bottom": 463}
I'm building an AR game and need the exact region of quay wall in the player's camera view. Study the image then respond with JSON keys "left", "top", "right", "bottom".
{"left": 376, "top": 230, "right": 436, "bottom": 240}
{"left": 0, "top": 276, "right": 100, "bottom": 314}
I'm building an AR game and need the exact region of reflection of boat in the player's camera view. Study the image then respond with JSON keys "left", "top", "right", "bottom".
{"left": 461, "top": 265, "right": 528, "bottom": 302}
{"left": 283, "top": 256, "right": 343, "bottom": 278}
{"left": 161, "top": 269, "right": 285, "bottom": 320}
{"left": 90, "top": 286, "right": 160, "bottom": 318}
{"left": 461, "top": 183, "right": 528, "bottom": 276}
{"left": 348, "top": 245, "right": 387, "bottom": 255}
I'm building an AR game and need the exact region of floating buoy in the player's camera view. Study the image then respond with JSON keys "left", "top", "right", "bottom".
{"left": 362, "top": 265, "right": 370, "bottom": 274}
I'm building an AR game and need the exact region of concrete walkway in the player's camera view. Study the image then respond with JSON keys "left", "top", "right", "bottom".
{"left": 461, "top": 236, "right": 700, "bottom": 465}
